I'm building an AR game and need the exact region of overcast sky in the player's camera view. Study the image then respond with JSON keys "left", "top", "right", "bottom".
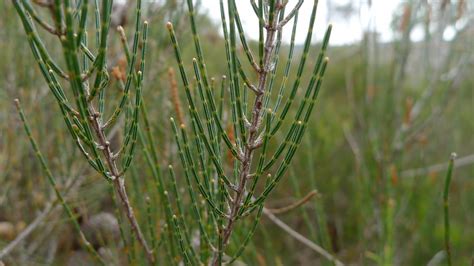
{"left": 201, "top": 0, "right": 403, "bottom": 45}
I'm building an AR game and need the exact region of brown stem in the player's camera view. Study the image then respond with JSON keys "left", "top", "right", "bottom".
{"left": 267, "top": 190, "right": 319, "bottom": 214}
{"left": 213, "top": 4, "right": 281, "bottom": 265}
{"left": 88, "top": 109, "right": 155, "bottom": 264}
{"left": 113, "top": 177, "right": 155, "bottom": 264}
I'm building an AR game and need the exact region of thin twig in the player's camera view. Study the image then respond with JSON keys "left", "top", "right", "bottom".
{"left": 89, "top": 107, "right": 155, "bottom": 263}
{"left": 0, "top": 173, "right": 85, "bottom": 259}
{"left": 262, "top": 207, "right": 344, "bottom": 266}
{"left": 0, "top": 203, "right": 52, "bottom": 259}
{"left": 277, "top": 0, "right": 303, "bottom": 29}
{"left": 400, "top": 153, "right": 474, "bottom": 178}
{"left": 267, "top": 190, "right": 319, "bottom": 214}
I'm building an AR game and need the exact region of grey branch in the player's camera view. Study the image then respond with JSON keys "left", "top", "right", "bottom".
{"left": 262, "top": 207, "right": 344, "bottom": 266}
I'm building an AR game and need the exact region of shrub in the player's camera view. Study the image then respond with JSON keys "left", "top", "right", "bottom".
{"left": 12, "top": 0, "right": 333, "bottom": 264}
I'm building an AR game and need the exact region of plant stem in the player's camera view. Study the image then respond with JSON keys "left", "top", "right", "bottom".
{"left": 443, "top": 152, "right": 456, "bottom": 266}
{"left": 14, "top": 99, "right": 105, "bottom": 265}
{"left": 88, "top": 105, "right": 155, "bottom": 264}
{"left": 262, "top": 207, "right": 344, "bottom": 265}
{"left": 214, "top": 3, "right": 281, "bottom": 264}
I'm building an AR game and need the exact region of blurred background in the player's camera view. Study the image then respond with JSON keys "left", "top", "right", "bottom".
{"left": 0, "top": 0, "right": 473, "bottom": 265}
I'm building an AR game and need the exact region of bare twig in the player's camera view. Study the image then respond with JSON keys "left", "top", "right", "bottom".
{"left": 267, "top": 190, "right": 319, "bottom": 214}
{"left": 400, "top": 153, "right": 474, "bottom": 178}
{"left": 0, "top": 203, "right": 53, "bottom": 259}
{"left": 0, "top": 172, "right": 86, "bottom": 259}
{"left": 277, "top": 0, "right": 303, "bottom": 29}
{"left": 262, "top": 207, "right": 344, "bottom": 266}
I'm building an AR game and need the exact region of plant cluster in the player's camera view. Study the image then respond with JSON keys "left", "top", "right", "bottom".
{"left": 11, "top": 0, "right": 336, "bottom": 264}
{"left": 3, "top": 0, "right": 472, "bottom": 265}
{"left": 166, "top": 0, "right": 331, "bottom": 264}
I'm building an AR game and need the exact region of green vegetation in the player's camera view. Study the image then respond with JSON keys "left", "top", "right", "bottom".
{"left": 0, "top": 0, "right": 472, "bottom": 265}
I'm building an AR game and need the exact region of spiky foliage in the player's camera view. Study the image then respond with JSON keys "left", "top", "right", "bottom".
{"left": 165, "top": 0, "right": 333, "bottom": 264}
{"left": 12, "top": 0, "right": 154, "bottom": 263}
{"left": 13, "top": 0, "right": 334, "bottom": 264}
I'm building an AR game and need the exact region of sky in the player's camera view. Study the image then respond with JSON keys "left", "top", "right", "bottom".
{"left": 201, "top": 0, "right": 404, "bottom": 45}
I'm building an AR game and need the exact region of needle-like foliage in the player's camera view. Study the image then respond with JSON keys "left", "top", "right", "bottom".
{"left": 13, "top": 0, "right": 333, "bottom": 264}
{"left": 166, "top": 0, "right": 333, "bottom": 264}
{"left": 12, "top": 0, "right": 154, "bottom": 263}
